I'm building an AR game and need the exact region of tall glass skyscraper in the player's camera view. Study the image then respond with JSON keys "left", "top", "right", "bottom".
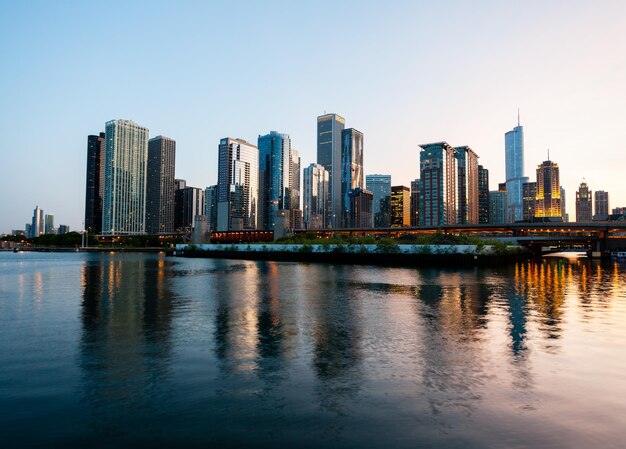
{"left": 478, "top": 165, "right": 489, "bottom": 224}
{"left": 366, "top": 174, "right": 391, "bottom": 228}
{"left": 317, "top": 113, "right": 345, "bottom": 228}
{"left": 340, "top": 128, "right": 364, "bottom": 228}
{"left": 146, "top": 135, "right": 176, "bottom": 234}
{"left": 505, "top": 116, "right": 528, "bottom": 223}
{"left": 258, "top": 131, "right": 292, "bottom": 230}
{"left": 102, "top": 119, "right": 149, "bottom": 235}
{"left": 84, "top": 132, "right": 105, "bottom": 234}
{"left": 454, "top": 146, "right": 479, "bottom": 224}
{"left": 303, "top": 163, "right": 329, "bottom": 229}
{"left": 217, "top": 137, "right": 259, "bottom": 231}
{"left": 419, "top": 142, "right": 457, "bottom": 226}
{"left": 535, "top": 159, "right": 562, "bottom": 220}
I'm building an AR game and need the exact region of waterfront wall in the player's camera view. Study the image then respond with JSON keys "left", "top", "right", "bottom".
{"left": 174, "top": 243, "right": 528, "bottom": 267}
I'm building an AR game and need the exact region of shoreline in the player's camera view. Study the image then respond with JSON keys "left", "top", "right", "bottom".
{"left": 174, "top": 243, "right": 530, "bottom": 267}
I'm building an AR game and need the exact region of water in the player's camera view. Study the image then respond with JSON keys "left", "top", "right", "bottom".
{"left": 1, "top": 252, "right": 626, "bottom": 448}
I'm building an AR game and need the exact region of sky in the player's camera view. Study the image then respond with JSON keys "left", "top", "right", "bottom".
{"left": 1, "top": 0, "right": 625, "bottom": 233}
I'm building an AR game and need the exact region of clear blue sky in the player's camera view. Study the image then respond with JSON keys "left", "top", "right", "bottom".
{"left": 1, "top": 0, "right": 625, "bottom": 233}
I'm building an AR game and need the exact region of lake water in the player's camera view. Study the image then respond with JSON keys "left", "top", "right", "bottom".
{"left": 1, "top": 252, "right": 625, "bottom": 448}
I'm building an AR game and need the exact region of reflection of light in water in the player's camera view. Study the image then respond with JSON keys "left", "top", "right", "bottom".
{"left": 34, "top": 272, "right": 43, "bottom": 310}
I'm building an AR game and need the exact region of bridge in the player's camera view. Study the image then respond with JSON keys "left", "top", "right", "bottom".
{"left": 291, "top": 222, "right": 626, "bottom": 255}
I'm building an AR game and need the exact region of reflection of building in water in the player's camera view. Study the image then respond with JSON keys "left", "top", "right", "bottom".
{"left": 213, "top": 261, "right": 260, "bottom": 373}
{"left": 413, "top": 270, "right": 490, "bottom": 426}
{"left": 80, "top": 254, "right": 174, "bottom": 432}
{"left": 514, "top": 260, "right": 566, "bottom": 341}
{"left": 307, "top": 266, "right": 362, "bottom": 414}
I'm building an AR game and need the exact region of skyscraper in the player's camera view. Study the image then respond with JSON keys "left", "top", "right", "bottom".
{"left": 146, "top": 136, "right": 176, "bottom": 234}
{"left": 84, "top": 132, "right": 105, "bottom": 234}
{"left": 288, "top": 147, "right": 301, "bottom": 229}
{"left": 31, "top": 206, "right": 44, "bottom": 237}
{"left": 317, "top": 113, "right": 345, "bottom": 228}
{"left": 102, "top": 119, "right": 149, "bottom": 235}
{"left": 522, "top": 182, "right": 537, "bottom": 222}
{"left": 303, "top": 163, "right": 330, "bottom": 229}
{"left": 534, "top": 159, "right": 562, "bottom": 221}
{"left": 204, "top": 185, "right": 218, "bottom": 232}
{"left": 505, "top": 115, "right": 528, "bottom": 222}
{"left": 594, "top": 191, "right": 609, "bottom": 221}
{"left": 419, "top": 142, "right": 457, "bottom": 226}
{"left": 575, "top": 182, "right": 592, "bottom": 222}
{"left": 348, "top": 188, "right": 373, "bottom": 228}
{"left": 391, "top": 185, "right": 410, "bottom": 227}
{"left": 340, "top": 128, "right": 364, "bottom": 228}
{"left": 478, "top": 165, "right": 489, "bottom": 224}
{"left": 455, "top": 146, "right": 479, "bottom": 224}
{"left": 175, "top": 186, "right": 204, "bottom": 231}
{"left": 410, "top": 179, "right": 420, "bottom": 227}
{"left": 366, "top": 174, "right": 391, "bottom": 228}
{"left": 489, "top": 190, "right": 507, "bottom": 224}
{"left": 217, "top": 137, "right": 259, "bottom": 231}
{"left": 44, "top": 214, "right": 54, "bottom": 234}
{"left": 258, "top": 131, "right": 292, "bottom": 230}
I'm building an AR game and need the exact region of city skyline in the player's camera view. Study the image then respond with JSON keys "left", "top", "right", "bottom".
{"left": 2, "top": 1, "right": 626, "bottom": 233}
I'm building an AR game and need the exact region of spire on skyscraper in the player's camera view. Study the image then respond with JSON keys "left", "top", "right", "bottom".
{"left": 517, "top": 108, "right": 520, "bottom": 126}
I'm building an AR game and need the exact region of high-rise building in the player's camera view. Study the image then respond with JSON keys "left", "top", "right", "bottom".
{"left": 217, "top": 137, "right": 259, "bottom": 231}
{"left": 366, "top": 174, "right": 391, "bottom": 228}
{"left": 84, "top": 132, "right": 105, "bottom": 234}
{"left": 348, "top": 188, "right": 373, "bottom": 228}
{"left": 522, "top": 182, "right": 537, "bottom": 222}
{"left": 303, "top": 163, "right": 329, "bottom": 229}
{"left": 204, "top": 185, "right": 218, "bottom": 232}
{"left": 561, "top": 187, "right": 568, "bottom": 222}
{"left": 489, "top": 190, "right": 507, "bottom": 224}
{"left": 102, "top": 119, "right": 149, "bottom": 235}
{"left": 391, "top": 185, "right": 411, "bottom": 227}
{"left": 455, "top": 146, "right": 479, "bottom": 224}
{"left": 575, "top": 182, "right": 592, "bottom": 222}
{"left": 58, "top": 225, "right": 70, "bottom": 235}
{"left": 419, "top": 142, "right": 457, "bottom": 226}
{"left": 317, "top": 113, "right": 345, "bottom": 228}
{"left": 44, "top": 214, "right": 54, "bottom": 234}
{"left": 478, "top": 165, "right": 489, "bottom": 224}
{"left": 175, "top": 186, "right": 204, "bottom": 231}
{"left": 534, "top": 159, "right": 562, "bottom": 221}
{"left": 175, "top": 179, "right": 186, "bottom": 191}
{"left": 410, "top": 178, "right": 420, "bottom": 227}
{"left": 146, "top": 136, "right": 176, "bottom": 234}
{"left": 288, "top": 147, "right": 301, "bottom": 229}
{"left": 505, "top": 116, "right": 528, "bottom": 222}
{"left": 258, "top": 131, "right": 292, "bottom": 230}
{"left": 25, "top": 224, "right": 31, "bottom": 238}
{"left": 340, "top": 128, "right": 364, "bottom": 228}
{"left": 594, "top": 191, "right": 609, "bottom": 221}
{"left": 31, "top": 206, "right": 44, "bottom": 238}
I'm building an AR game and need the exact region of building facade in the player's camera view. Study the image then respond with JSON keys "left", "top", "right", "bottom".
{"left": 534, "top": 159, "right": 562, "bottom": 220}
{"left": 217, "top": 137, "right": 259, "bottom": 231}
{"left": 505, "top": 119, "right": 528, "bottom": 222}
{"left": 204, "top": 185, "right": 218, "bottom": 232}
{"left": 258, "top": 131, "right": 292, "bottom": 230}
{"left": 340, "top": 128, "right": 364, "bottom": 228}
{"left": 594, "top": 191, "right": 609, "bottom": 221}
{"left": 391, "top": 185, "right": 411, "bottom": 227}
{"left": 348, "top": 188, "right": 373, "bottom": 228}
{"left": 84, "top": 132, "right": 105, "bottom": 234}
{"left": 455, "top": 146, "right": 479, "bottom": 224}
{"left": 575, "top": 182, "right": 592, "bottom": 222}
{"left": 366, "top": 174, "right": 391, "bottom": 228}
{"left": 44, "top": 214, "right": 54, "bottom": 234}
{"left": 175, "top": 186, "right": 204, "bottom": 231}
{"left": 419, "top": 142, "right": 457, "bottom": 226}
{"left": 303, "top": 163, "right": 329, "bottom": 229}
{"left": 146, "top": 136, "right": 176, "bottom": 234}
{"left": 317, "top": 113, "right": 345, "bottom": 228}
{"left": 410, "top": 178, "right": 420, "bottom": 227}
{"left": 478, "top": 165, "right": 489, "bottom": 224}
{"left": 489, "top": 190, "right": 507, "bottom": 224}
{"left": 31, "top": 206, "right": 44, "bottom": 238}
{"left": 102, "top": 119, "right": 149, "bottom": 235}
{"left": 522, "top": 181, "right": 537, "bottom": 222}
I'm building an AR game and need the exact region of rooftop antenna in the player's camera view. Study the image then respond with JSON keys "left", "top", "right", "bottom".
{"left": 517, "top": 108, "right": 520, "bottom": 126}
{"left": 547, "top": 148, "right": 550, "bottom": 161}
